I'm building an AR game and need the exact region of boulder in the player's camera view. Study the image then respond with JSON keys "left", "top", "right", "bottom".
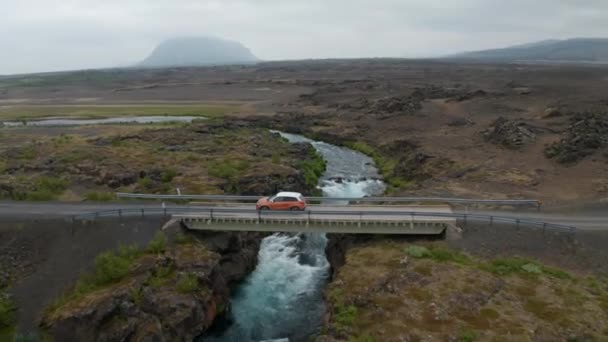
{"left": 545, "top": 112, "right": 608, "bottom": 164}
{"left": 41, "top": 232, "right": 264, "bottom": 342}
{"left": 483, "top": 117, "right": 537, "bottom": 149}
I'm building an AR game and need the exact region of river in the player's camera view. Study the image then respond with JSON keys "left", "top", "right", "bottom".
{"left": 1, "top": 115, "right": 201, "bottom": 127}
{"left": 205, "top": 132, "right": 386, "bottom": 342}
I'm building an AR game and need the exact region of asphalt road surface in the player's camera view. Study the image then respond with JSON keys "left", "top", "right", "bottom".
{"left": 0, "top": 201, "right": 605, "bottom": 230}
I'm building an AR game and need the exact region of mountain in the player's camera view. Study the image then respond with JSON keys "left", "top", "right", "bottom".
{"left": 139, "top": 36, "right": 259, "bottom": 68}
{"left": 446, "top": 38, "right": 608, "bottom": 63}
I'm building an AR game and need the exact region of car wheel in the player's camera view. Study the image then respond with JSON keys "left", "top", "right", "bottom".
{"left": 290, "top": 207, "right": 301, "bottom": 211}
{"left": 260, "top": 206, "right": 270, "bottom": 211}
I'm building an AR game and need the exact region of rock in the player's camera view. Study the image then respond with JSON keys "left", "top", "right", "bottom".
{"left": 483, "top": 117, "right": 538, "bottom": 149}
{"left": 542, "top": 107, "right": 563, "bottom": 119}
{"left": 447, "top": 117, "right": 475, "bottom": 127}
{"left": 545, "top": 112, "right": 608, "bottom": 164}
{"left": 40, "top": 232, "right": 264, "bottom": 342}
{"left": 369, "top": 95, "right": 422, "bottom": 116}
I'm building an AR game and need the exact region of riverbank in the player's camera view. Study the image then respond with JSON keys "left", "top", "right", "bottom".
{"left": 0, "top": 120, "right": 323, "bottom": 201}
{"left": 319, "top": 224, "right": 608, "bottom": 341}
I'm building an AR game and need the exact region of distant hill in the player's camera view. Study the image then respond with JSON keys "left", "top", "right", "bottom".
{"left": 139, "top": 36, "right": 259, "bottom": 68}
{"left": 446, "top": 38, "right": 608, "bottom": 63}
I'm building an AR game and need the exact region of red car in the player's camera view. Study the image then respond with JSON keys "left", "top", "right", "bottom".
{"left": 256, "top": 192, "right": 307, "bottom": 211}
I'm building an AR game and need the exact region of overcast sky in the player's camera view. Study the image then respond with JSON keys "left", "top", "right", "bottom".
{"left": 1, "top": 0, "right": 607, "bottom": 75}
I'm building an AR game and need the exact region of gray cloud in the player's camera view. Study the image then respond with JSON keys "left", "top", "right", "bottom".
{"left": 1, "top": 0, "right": 607, "bottom": 74}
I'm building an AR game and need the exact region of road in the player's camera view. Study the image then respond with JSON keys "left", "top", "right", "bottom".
{"left": 0, "top": 201, "right": 605, "bottom": 230}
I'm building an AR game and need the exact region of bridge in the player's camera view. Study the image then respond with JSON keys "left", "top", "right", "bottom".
{"left": 72, "top": 203, "right": 577, "bottom": 235}
{"left": 177, "top": 205, "right": 455, "bottom": 235}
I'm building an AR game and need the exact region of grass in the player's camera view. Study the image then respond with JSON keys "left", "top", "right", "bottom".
{"left": 146, "top": 266, "right": 173, "bottom": 288}
{"left": 147, "top": 231, "right": 167, "bottom": 254}
{"left": 160, "top": 168, "right": 178, "bottom": 183}
{"left": 0, "top": 290, "right": 15, "bottom": 330}
{"left": 458, "top": 329, "right": 478, "bottom": 342}
{"left": 484, "top": 257, "right": 572, "bottom": 279}
{"left": 16, "top": 176, "right": 69, "bottom": 201}
{"left": 404, "top": 245, "right": 471, "bottom": 264}
{"left": 176, "top": 274, "right": 199, "bottom": 293}
{"left": 345, "top": 141, "right": 408, "bottom": 190}
{"left": 0, "top": 104, "right": 239, "bottom": 120}
{"left": 207, "top": 159, "right": 250, "bottom": 180}
{"left": 84, "top": 191, "right": 115, "bottom": 202}
{"left": 405, "top": 245, "right": 572, "bottom": 280}
{"left": 298, "top": 149, "right": 327, "bottom": 188}
{"left": 44, "top": 244, "right": 143, "bottom": 317}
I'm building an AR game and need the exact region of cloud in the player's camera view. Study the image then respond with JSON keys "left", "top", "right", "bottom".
{"left": 1, "top": 0, "right": 607, "bottom": 74}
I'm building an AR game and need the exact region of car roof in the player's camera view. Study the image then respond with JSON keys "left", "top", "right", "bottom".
{"left": 275, "top": 191, "right": 304, "bottom": 198}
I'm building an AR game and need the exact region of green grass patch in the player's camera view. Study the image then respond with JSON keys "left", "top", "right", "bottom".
{"left": 84, "top": 191, "right": 115, "bottom": 202}
{"left": 345, "top": 141, "right": 409, "bottom": 190}
{"left": 22, "top": 176, "right": 68, "bottom": 201}
{"left": 335, "top": 304, "right": 358, "bottom": 327}
{"left": 299, "top": 149, "right": 327, "bottom": 189}
{"left": 458, "top": 328, "right": 478, "bottom": 342}
{"left": 45, "top": 244, "right": 142, "bottom": 316}
{"left": 146, "top": 266, "right": 173, "bottom": 288}
{"left": 0, "top": 291, "right": 16, "bottom": 329}
{"left": 176, "top": 274, "right": 199, "bottom": 293}
{"left": 147, "top": 231, "right": 167, "bottom": 254}
{"left": 207, "top": 159, "right": 250, "bottom": 180}
{"left": 404, "top": 245, "right": 471, "bottom": 264}
{"left": 482, "top": 257, "right": 572, "bottom": 279}
{"left": 160, "top": 169, "right": 178, "bottom": 183}
{"left": 18, "top": 145, "right": 37, "bottom": 160}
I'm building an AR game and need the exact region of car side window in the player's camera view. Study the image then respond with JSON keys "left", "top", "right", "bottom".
{"left": 285, "top": 197, "right": 297, "bottom": 202}
{"left": 273, "top": 197, "right": 284, "bottom": 202}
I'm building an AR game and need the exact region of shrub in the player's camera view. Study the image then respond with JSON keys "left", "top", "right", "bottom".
{"left": 299, "top": 150, "right": 327, "bottom": 188}
{"left": 18, "top": 145, "right": 36, "bottom": 160}
{"left": 147, "top": 231, "right": 167, "bottom": 254}
{"left": 84, "top": 191, "right": 115, "bottom": 202}
{"left": 208, "top": 159, "right": 250, "bottom": 180}
{"left": 175, "top": 232, "right": 194, "bottom": 245}
{"left": 137, "top": 177, "right": 153, "bottom": 190}
{"left": 24, "top": 176, "right": 68, "bottom": 201}
{"left": 0, "top": 291, "right": 15, "bottom": 328}
{"left": 458, "top": 329, "right": 478, "bottom": 342}
{"left": 176, "top": 274, "right": 199, "bottom": 293}
{"left": 91, "top": 251, "right": 133, "bottom": 285}
{"left": 334, "top": 304, "right": 358, "bottom": 327}
{"left": 404, "top": 245, "right": 431, "bottom": 258}
{"left": 147, "top": 266, "right": 173, "bottom": 288}
{"left": 160, "top": 169, "right": 177, "bottom": 183}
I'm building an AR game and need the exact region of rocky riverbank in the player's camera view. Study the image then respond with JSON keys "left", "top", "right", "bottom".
{"left": 40, "top": 227, "right": 266, "bottom": 341}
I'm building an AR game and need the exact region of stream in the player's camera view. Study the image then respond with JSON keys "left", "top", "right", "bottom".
{"left": 205, "top": 132, "right": 386, "bottom": 342}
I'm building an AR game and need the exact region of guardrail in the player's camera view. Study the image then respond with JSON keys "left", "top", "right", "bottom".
{"left": 72, "top": 207, "right": 574, "bottom": 233}
{"left": 115, "top": 193, "right": 542, "bottom": 208}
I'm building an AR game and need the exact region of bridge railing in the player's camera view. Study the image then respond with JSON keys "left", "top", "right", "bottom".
{"left": 72, "top": 207, "right": 574, "bottom": 233}
{"left": 115, "top": 192, "right": 542, "bottom": 208}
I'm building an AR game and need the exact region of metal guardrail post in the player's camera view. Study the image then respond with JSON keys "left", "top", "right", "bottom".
{"left": 141, "top": 208, "right": 144, "bottom": 218}
{"left": 118, "top": 209, "right": 122, "bottom": 218}
{"left": 463, "top": 214, "right": 467, "bottom": 225}
{"left": 307, "top": 210, "right": 311, "bottom": 225}
{"left": 489, "top": 216, "right": 493, "bottom": 226}
{"left": 257, "top": 210, "right": 261, "bottom": 224}
{"left": 210, "top": 208, "right": 214, "bottom": 220}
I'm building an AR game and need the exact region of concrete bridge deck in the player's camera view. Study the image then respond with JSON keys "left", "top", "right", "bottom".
{"left": 177, "top": 205, "right": 456, "bottom": 235}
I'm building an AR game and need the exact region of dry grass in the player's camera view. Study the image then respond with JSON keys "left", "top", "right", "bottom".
{"left": 322, "top": 241, "right": 608, "bottom": 341}
{"left": 0, "top": 104, "right": 240, "bottom": 120}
